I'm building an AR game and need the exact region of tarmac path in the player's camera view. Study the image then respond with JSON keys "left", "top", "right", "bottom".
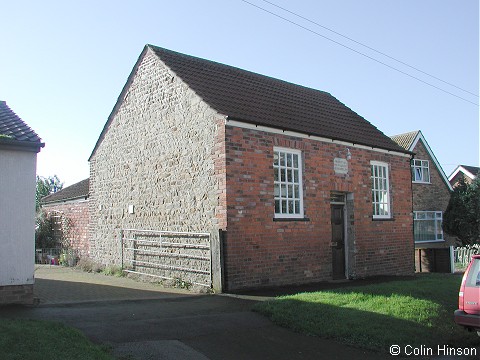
{"left": 0, "top": 265, "right": 388, "bottom": 359}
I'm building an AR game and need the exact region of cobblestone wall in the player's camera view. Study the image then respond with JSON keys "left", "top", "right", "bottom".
{"left": 89, "top": 48, "right": 225, "bottom": 281}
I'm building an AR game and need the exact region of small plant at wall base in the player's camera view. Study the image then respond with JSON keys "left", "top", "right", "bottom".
{"left": 102, "top": 265, "right": 124, "bottom": 277}
{"left": 173, "top": 278, "right": 192, "bottom": 290}
{"left": 76, "top": 257, "right": 106, "bottom": 273}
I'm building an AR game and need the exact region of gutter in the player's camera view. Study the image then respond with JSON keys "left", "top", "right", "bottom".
{"left": 0, "top": 138, "right": 45, "bottom": 153}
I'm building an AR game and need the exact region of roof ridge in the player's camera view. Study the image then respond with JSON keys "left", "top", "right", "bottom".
{"left": 147, "top": 44, "right": 332, "bottom": 97}
{"left": 91, "top": 44, "right": 409, "bottom": 157}
{"left": 42, "top": 178, "right": 89, "bottom": 204}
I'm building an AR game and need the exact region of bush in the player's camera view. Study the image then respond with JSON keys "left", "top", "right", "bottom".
{"left": 35, "top": 211, "right": 57, "bottom": 249}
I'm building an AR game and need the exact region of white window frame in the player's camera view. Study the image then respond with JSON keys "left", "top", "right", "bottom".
{"left": 414, "top": 211, "right": 444, "bottom": 243}
{"left": 273, "top": 147, "right": 304, "bottom": 218}
{"left": 371, "top": 161, "right": 391, "bottom": 219}
{"left": 412, "top": 159, "right": 431, "bottom": 183}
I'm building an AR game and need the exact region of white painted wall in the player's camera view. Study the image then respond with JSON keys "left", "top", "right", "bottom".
{"left": 0, "top": 149, "right": 36, "bottom": 286}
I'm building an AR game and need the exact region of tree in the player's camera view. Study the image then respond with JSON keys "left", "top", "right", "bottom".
{"left": 36, "top": 175, "right": 63, "bottom": 211}
{"left": 35, "top": 211, "right": 56, "bottom": 249}
{"left": 443, "top": 176, "right": 480, "bottom": 246}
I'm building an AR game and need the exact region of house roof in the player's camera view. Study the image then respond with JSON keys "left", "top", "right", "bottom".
{"left": 90, "top": 45, "right": 409, "bottom": 160}
{"left": 390, "top": 131, "right": 419, "bottom": 151}
{"left": 41, "top": 178, "right": 89, "bottom": 204}
{"left": 448, "top": 165, "right": 479, "bottom": 182}
{"left": 460, "top": 165, "right": 480, "bottom": 177}
{"left": 390, "top": 130, "right": 453, "bottom": 191}
{"left": 0, "top": 101, "right": 44, "bottom": 152}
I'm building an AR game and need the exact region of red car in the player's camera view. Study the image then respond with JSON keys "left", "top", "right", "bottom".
{"left": 454, "top": 254, "right": 480, "bottom": 336}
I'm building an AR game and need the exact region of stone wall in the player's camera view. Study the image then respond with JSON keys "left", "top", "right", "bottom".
{"left": 89, "top": 48, "right": 225, "bottom": 288}
{"left": 412, "top": 139, "right": 454, "bottom": 248}
{"left": 42, "top": 200, "right": 90, "bottom": 256}
{"left": 223, "top": 125, "right": 414, "bottom": 290}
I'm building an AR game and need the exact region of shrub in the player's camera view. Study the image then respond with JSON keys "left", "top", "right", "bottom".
{"left": 35, "top": 211, "right": 57, "bottom": 249}
{"left": 76, "top": 257, "right": 104, "bottom": 273}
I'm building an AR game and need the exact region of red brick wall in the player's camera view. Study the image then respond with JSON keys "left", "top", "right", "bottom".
{"left": 42, "top": 200, "right": 90, "bottom": 256}
{"left": 0, "top": 284, "right": 34, "bottom": 305}
{"left": 223, "top": 125, "right": 414, "bottom": 290}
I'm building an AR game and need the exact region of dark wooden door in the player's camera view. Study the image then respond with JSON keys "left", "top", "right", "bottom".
{"left": 331, "top": 205, "right": 346, "bottom": 280}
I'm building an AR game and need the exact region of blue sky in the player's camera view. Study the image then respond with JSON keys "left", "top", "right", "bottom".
{"left": 1, "top": 0, "right": 478, "bottom": 186}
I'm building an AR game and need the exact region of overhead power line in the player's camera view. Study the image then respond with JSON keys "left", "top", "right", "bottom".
{"left": 240, "top": 0, "right": 479, "bottom": 106}
{"left": 261, "top": 0, "right": 478, "bottom": 98}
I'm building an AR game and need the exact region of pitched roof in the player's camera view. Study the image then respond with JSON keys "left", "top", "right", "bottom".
{"left": 0, "top": 101, "right": 44, "bottom": 151}
{"left": 90, "top": 45, "right": 408, "bottom": 159}
{"left": 390, "top": 130, "right": 419, "bottom": 151}
{"left": 391, "top": 130, "right": 453, "bottom": 191}
{"left": 461, "top": 165, "right": 480, "bottom": 176}
{"left": 448, "top": 165, "right": 479, "bottom": 182}
{"left": 41, "top": 178, "right": 89, "bottom": 204}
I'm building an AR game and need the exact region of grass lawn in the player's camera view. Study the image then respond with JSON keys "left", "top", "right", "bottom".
{"left": 0, "top": 319, "right": 113, "bottom": 360}
{"left": 254, "top": 273, "right": 480, "bottom": 353}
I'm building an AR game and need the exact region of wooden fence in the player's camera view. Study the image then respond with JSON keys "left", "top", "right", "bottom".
{"left": 454, "top": 244, "right": 480, "bottom": 265}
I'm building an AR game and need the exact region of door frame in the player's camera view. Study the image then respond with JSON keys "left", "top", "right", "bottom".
{"left": 330, "top": 192, "right": 348, "bottom": 279}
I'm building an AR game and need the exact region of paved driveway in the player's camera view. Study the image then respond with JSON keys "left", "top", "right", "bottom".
{"left": 1, "top": 266, "right": 387, "bottom": 359}
{"left": 33, "top": 265, "right": 192, "bottom": 305}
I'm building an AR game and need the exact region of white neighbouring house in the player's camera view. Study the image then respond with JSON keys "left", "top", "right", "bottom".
{"left": 0, "top": 101, "right": 44, "bottom": 305}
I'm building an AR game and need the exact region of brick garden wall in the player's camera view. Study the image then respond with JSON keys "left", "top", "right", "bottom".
{"left": 42, "top": 200, "right": 90, "bottom": 256}
{"left": 223, "top": 125, "right": 414, "bottom": 290}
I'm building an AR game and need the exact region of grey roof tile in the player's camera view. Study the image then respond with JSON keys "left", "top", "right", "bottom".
{"left": 42, "top": 178, "right": 89, "bottom": 204}
{"left": 0, "top": 101, "right": 43, "bottom": 145}
{"left": 150, "top": 45, "right": 408, "bottom": 153}
{"left": 91, "top": 45, "right": 411, "bottom": 158}
{"left": 461, "top": 165, "right": 480, "bottom": 176}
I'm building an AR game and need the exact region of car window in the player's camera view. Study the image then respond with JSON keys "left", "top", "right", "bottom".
{"left": 465, "top": 258, "right": 480, "bottom": 287}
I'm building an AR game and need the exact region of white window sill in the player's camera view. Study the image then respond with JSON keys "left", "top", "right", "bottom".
{"left": 414, "top": 239, "right": 444, "bottom": 244}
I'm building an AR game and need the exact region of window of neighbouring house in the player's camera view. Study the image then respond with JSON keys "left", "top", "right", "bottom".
{"left": 411, "top": 159, "right": 430, "bottom": 183}
{"left": 371, "top": 161, "right": 391, "bottom": 219}
{"left": 273, "top": 147, "right": 304, "bottom": 218}
{"left": 414, "top": 211, "right": 443, "bottom": 242}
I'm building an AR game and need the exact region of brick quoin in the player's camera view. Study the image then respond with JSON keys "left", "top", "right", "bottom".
{"left": 223, "top": 126, "right": 414, "bottom": 291}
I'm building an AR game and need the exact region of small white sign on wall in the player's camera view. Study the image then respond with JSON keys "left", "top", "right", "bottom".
{"left": 334, "top": 158, "right": 348, "bottom": 174}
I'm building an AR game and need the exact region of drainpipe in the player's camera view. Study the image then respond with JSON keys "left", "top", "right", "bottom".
{"left": 410, "top": 153, "right": 416, "bottom": 273}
